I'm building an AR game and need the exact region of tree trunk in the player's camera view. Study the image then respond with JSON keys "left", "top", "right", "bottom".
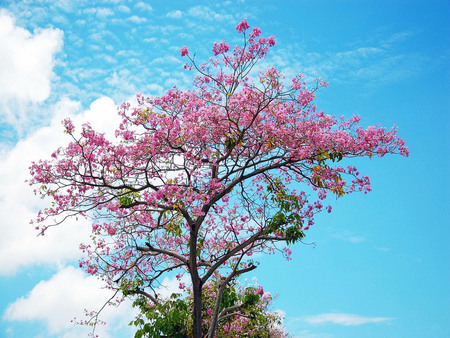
{"left": 190, "top": 222, "right": 203, "bottom": 338}
{"left": 206, "top": 281, "right": 225, "bottom": 338}
{"left": 192, "top": 276, "right": 203, "bottom": 337}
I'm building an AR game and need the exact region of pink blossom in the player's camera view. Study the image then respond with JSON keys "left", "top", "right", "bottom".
{"left": 255, "top": 286, "right": 264, "bottom": 296}
{"left": 62, "top": 118, "right": 75, "bottom": 133}
{"left": 212, "top": 41, "right": 229, "bottom": 56}
{"left": 106, "top": 226, "right": 116, "bottom": 235}
{"left": 87, "top": 265, "right": 98, "bottom": 275}
{"left": 236, "top": 18, "right": 250, "bottom": 33}
{"left": 180, "top": 46, "right": 189, "bottom": 56}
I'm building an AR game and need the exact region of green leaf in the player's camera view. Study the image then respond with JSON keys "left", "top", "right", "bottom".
{"left": 285, "top": 226, "right": 304, "bottom": 244}
{"left": 225, "top": 137, "right": 236, "bottom": 152}
{"left": 119, "top": 194, "right": 133, "bottom": 207}
{"left": 143, "top": 323, "right": 151, "bottom": 333}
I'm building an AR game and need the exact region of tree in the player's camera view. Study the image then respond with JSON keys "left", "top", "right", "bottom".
{"left": 29, "top": 19, "right": 408, "bottom": 337}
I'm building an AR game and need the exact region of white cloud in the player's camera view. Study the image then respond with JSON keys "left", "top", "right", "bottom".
{"left": 0, "top": 10, "right": 63, "bottom": 133}
{"left": 116, "top": 49, "right": 140, "bottom": 57}
{"left": 106, "top": 71, "right": 138, "bottom": 96}
{"left": 97, "top": 8, "right": 114, "bottom": 18}
{"left": 79, "top": 96, "right": 121, "bottom": 139}
{"left": 134, "top": 2, "right": 153, "bottom": 12}
{"left": 128, "top": 15, "right": 147, "bottom": 24}
{"left": 83, "top": 7, "right": 114, "bottom": 18}
{"left": 146, "top": 83, "right": 164, "bottom": 96}
{"left": 167, "top": 10, "right": 182, "bottom": 19}
{"left": 0, "top": 96, "right": 121, "bottom": 275}
{"left": 304, "top": 313, "right": 393, "bottom": 326}
{"left": 47, "top": 0, "right": 74, "bottom": 13}
{"left": 273, "top": 33, "right": 421, "bottom": 89}
{"left": 333, "top": 231, "right": 366, "bottom": 243}
{"left": 3, "top": 266, "right": 136, "bottom": 337}
{"left": 0, "top": 93, "right": 148, "bottom": 336}
{"left": 156, "top": 275, "right": 191, "bottom": 300}
{"left": 3, "top": 270, "right": 191, "bottom": 337}
{"left": 150, "top": 55, "right": 181, "bottom": 65}
{"left": 0, "top": 98, "right": 86, "bottom": 275}
{"left": 186, "top": 6, "right": 233, "bottom": 22}
{"left": 117, "top": 5, "right": 131, "bottom": 13}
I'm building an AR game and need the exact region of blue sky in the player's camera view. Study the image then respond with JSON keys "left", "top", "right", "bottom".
{"left": 0, "top": 1, "right": 448, "bottom": 337}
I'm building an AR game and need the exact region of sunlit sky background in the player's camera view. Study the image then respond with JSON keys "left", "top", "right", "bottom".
{"left": 0, "top": 1, "right": 448, "bottom": 337}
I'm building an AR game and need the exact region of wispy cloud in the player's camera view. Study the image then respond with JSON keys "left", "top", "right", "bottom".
{"left": 116, "top": 5, "right": 130, "bottom": 14}
{"left": 167, "top": 10, "right": 182, "bottom": 19}
{"left": 272, "top": 30, "right": 424, "bottom": 90}
{"left": 128, "top": 15, "right": 147, "bottom": 24}
{"left": 304, "top": 313, "right": 393, "bottom": 326}
{"left": 333, "top": 231, "right": 366, "bottom": 243}
{"left": 134, "top": 2, "right": 153, "bottom": 12}
{"left": 187, "top": 5, "right": 234, "bottom": 22}
{"left": 381, "top": 30, "right": 415, "bottom": 47}
{"left": 83, "top": 7, "right": 114, "bottom": 18}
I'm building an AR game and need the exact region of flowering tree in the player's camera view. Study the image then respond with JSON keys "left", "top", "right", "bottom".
{"left": 29, "top": 19, "right": 408, "bottom": 337}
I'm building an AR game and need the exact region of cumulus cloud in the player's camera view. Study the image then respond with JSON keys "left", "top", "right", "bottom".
{"left": 304, "top": 313, "right": 393, "bottom": 326}
{"left": 78, "top": 96, "right": 121, "bottom": 139}
{"left": 0, "top": 98, "right": 86, "bottom": 275}
{"left": 3, "top": 268, "right": 196, "bottom": 337}
{"left": 0, "top": 9, "right": 63, "bottom": 132}
{"left": 3, "top": 266, "right": 136, "bottom": 337}
{"left": 0, "top": 96, "right": 121, "bottom": 276}
{"left": 0, "top": 10, "right": 62, "bottom": 102}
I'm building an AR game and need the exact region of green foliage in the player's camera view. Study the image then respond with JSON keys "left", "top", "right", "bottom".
{"left": 220, "top": 284, "right": 238, "bottom": 309}
{"left": 166, "top": 216, "right": 183, "bottom": 238}
{"left": 242, "top": 292, "right": 260, "bottom": 307}
{"left": 131, "top": 294, "right": 190, "bottom": 338}
{"left": 127, "top": 281, "right": 287, "bottom": 338}
{"left": 224, "top": 137, "right": 236, "bottom": 152}
{"left": 121, "top": 279, "right": 188, "bottom": 337}
{"left": 264, "top": 178, "right": 305, "bottom": 244}
{"left": 118, "top": 188, "right": 140, "bottom": 207}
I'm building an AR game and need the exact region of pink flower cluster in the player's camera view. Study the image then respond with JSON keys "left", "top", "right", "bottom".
{"left": 212, "top": 40, "right": 229, "bottom": 56}
{"left": 180, "top": 46, "right": 189, "bottom": 56}
{"left": 236, "top": 18, "right": 250, "bottom": 33}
